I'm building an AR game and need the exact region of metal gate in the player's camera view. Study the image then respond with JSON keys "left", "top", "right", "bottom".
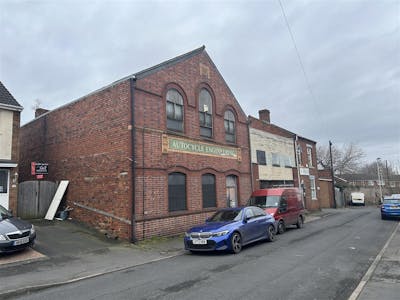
{"left": 18, "top": 181, "right": 57, "bottom": 219}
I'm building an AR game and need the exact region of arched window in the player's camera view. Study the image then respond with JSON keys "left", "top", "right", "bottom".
{"left": 202, "top": 174, "right": 216, "bottom": 208}
{"left": 166, "top": 89, "right": 184, "bottom": 132}
{"left": 224, "top": 110, "right": 236, "bottom": 143}
{"left": 199, "top": 89, "right": 213, "bottom": 137}
{"left": 168, "top": 172, "right": 186, "bottom": 211}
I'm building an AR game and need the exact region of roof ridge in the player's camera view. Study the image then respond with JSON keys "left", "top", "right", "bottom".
{"left": 0, "top": 81, "right": 23, "bottom": 109}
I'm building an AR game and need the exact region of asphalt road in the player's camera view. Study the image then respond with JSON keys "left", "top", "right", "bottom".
{"left": 12, "top": 207, "right": 397, "bottom": 300}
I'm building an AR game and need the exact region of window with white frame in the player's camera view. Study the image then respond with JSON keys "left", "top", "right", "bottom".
{"left": 306, "top": 146, "right": 313, "bottom": 167}
{"left": 272, "top": 153, "right": 280, "bottom": 167}
{"left": 310, "top": 175, "right": 317, "bottom": 200}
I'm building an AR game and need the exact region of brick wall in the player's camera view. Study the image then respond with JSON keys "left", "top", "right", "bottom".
{"left": 297, "top": 137, "right": 320, "bottom": 210}
{"left": 19, "top": 49, "right": 252, "bottom": 241}
{"left": 20, "top": 81, "right": 133, "bottom": 239}
{"left": 8, "top": 111, "right": 20, "bottom": 213}
{"left": 132, "top": 50, "right": 251, "bottom": 239}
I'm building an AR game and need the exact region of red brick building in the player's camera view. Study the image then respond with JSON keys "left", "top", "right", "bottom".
{"left": 0, "top": 81, "right": 23, "bottom": 212}
{"left": 295, "top": 136, "right": 321, "bottom": 210}
{"left": 19, "top": 46, "right": 252, "bottom": 241}
{"left": 248, "top": 109, "right": 321, "bottom": 211}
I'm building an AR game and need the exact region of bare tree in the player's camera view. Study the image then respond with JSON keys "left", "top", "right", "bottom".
{"left": 317, "top": 142, "right": 365, "bottom": 175}
{"left": 359, "top": 160, "right": 399, "bottom": 177}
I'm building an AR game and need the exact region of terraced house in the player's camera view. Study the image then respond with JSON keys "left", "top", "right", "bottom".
{"left": 0, "top": 81, "right": 23, "bottom": 211}
{"left": 19, "top": 47, "right": 252, "bottom": 241}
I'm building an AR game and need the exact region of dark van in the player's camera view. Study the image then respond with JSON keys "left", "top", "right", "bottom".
{"left": 248, "top": 188, "right": 305, "bottom": 234}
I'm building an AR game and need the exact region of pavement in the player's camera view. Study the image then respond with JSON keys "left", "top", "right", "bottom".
{"left": 0, "top": 208, "right": 398, "bottom": 300}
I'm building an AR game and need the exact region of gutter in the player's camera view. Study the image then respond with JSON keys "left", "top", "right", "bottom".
{"left": 130, "top": 77, "right": 137, "bottom": 243}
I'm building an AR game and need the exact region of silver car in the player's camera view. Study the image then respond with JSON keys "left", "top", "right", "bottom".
{"left": 0, "top": 204, "right": 36, "bottom": 253}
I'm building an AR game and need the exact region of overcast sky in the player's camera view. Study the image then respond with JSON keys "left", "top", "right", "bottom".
{"left": 1, "top": 0, "right": 399, "bottom": 166}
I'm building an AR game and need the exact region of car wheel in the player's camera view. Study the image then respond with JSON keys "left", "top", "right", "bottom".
{"left": 296, "top": 216, "right": 304, "bottom": 229}
{"left": 231, "top": 232, "right": 242, "bottom": 254}
{"left": 266, "top": 225, "right": 276, "bottom": 242}
{"left": 277, "top": 220, "right": 285, "bottom": 234}
{"left": 381, "top": 215, "right": 385, "bottom": 220}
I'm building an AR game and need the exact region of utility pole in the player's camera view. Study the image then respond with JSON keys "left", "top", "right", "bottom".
{"left": 329, "top": 141, "right": 336, "bottom": 208}
{"left": 386, "top": 160, "right": 392, "bottom": 194}
{"left": 376, "top": 158, "right": 384, "bottom": 204}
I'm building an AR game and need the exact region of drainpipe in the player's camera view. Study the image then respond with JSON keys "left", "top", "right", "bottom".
{"left": 247, "top": 121, "right": 254, "bottom": 192}
{"left": 294, "top": 135, "right": 304, "bottom": 208}
{"left": 130, "top": 77, "right": 137, "bottom": 243}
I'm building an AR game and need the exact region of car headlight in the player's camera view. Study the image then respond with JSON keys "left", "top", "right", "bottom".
{"left": 0, "top": 234, "right": 6, "bottom": 241}
{"left": 212, "top": 230, "right": 229, "bottom": 237}
{"left": 30, "top": 225, "right": 35, "bottom": 235}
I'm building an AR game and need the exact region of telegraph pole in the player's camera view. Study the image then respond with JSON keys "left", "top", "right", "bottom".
{"left": 329, "top": 141, "right": 336, "bottom": 208}
{"left": 376, "top": 158, "right": 384, "bottom": 204}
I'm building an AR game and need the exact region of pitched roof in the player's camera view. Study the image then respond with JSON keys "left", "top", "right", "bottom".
{"left": 0, "top": 81, "right": 23, "bottom": 111}
{"left": 25, "top": 45, "right": 248, "bottom": 124}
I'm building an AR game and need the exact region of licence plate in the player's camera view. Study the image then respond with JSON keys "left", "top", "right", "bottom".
{"left": 192, "top": 239, "right": 207, "bottom": 245}
{"left": 13, "top": 236, "right": 30, "bottom": 246}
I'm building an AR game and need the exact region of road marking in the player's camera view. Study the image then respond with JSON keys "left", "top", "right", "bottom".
{"left": 347, "top": 222, "right": 399, "bottom": 300}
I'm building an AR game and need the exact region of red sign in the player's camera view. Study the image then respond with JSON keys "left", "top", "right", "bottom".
{"left": 31, "top": 162, "right": 36, "bottom": 175}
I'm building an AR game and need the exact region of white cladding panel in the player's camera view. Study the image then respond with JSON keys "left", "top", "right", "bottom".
{"left": 0, "top": 110, "right": 13, "bottom": 160}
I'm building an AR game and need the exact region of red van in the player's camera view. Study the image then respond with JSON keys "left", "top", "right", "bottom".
{"left": 248, "top": 188, "right": 305, "bottom": 234}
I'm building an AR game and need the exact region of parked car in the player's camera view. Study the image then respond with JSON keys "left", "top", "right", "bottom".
{"left": 350, "top": 192, "right": 365, "bottom": 206}
{"left": 0, "top": 204, "right": 36, "bottom": 253}
{"left": 184, "top": 206, "right": 276, "bottom": 254}
{"left": 381, "top": 195, "right": 400, "bottom": 220}
{"left": 248, "top": 188, "right": 305, "bottom": 234}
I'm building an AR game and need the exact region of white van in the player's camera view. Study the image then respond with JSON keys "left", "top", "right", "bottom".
{"left": 351, "top": 192, "right": 365, "bottom": 206}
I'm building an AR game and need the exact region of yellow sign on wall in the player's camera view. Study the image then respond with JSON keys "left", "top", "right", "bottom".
{"left": 162, "top": 135, "right": 241, "bottom": 161}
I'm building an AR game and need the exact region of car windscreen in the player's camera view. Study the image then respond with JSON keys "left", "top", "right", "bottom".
{"left": 0, "top": 205, "right": 12, "bottom": 221}
{"left": 209, "top": 210, "right": 243, "bottom": 222}
{"left": 383, "top": 199, "right": 400, "bottom": 204}
{"left": 248, "top": 195, "right": 280, "bottom": 208}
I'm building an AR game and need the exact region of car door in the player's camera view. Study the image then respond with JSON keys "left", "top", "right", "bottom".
{"left": 250, "top": 207, "right": 268, "bottom": 240}
{"left": 241, "top": 208, "right": 257, "bottom": 243}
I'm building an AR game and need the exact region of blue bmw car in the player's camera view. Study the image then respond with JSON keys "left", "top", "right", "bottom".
{"left": 381, "top": 196, "right": 400, "bottom": 220}
{"left": 184, "top": 206, "right": 276, "bottom": 254}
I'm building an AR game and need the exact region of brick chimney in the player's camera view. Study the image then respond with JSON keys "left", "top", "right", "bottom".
{"left": 259, "top": 109, "right": 270, "bottom": 123}
{"left": 35, "top": 108, "right": 49, "bottom": 118}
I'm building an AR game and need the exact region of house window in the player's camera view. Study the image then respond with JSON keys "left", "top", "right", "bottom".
{"left": 310, "top": 175, "right": 317, "bottom": 200}
{"left": 307, "top": 146, "right": 313, "bottom": 167}
{"left": 224, "top": 110, "right": 236, "bottom": 143}
{"left": 368, "top": 180, "right": 374, "bottom": 186}
{"left": 0, "top": 170, "right": 8, "bottom": 194}
{"left": 202, "top": 174, "right": 216, "bottom": 208}
{"left": 297, "top": 145, "right": 303, "bottom": 166}
{"left": 199, "top": 89, "right": 213, "bottom": 137}
{"left": 272, "top": 153, "right": 280, "bottom": 167}
{"left": 256, "top": 150, "right": 266, "bottom": 165}
{"left": 166, "top": 89, "right": 184, "bottom": 132}
{"left": 284, "top": 156, "right": 292, "bottom": 168}
{"left": 168, "top": 172, "right": 186, "bottom": 211}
